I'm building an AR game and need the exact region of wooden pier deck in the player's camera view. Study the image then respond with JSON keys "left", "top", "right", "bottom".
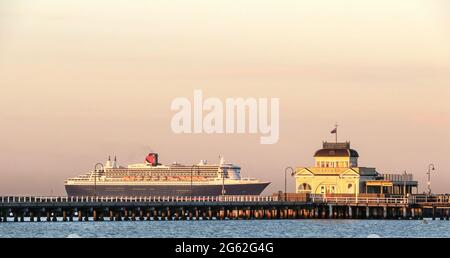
{"left": 1, "top": 195, "right": 450, "bottom": 222}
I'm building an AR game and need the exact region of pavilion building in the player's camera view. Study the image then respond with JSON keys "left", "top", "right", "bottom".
{"left": 294, "top": 141, "right": 418, "bottom": 195}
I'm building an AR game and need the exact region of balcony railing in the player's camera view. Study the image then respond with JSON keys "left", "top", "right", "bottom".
{"left": 2, "top": 194, "right": 450, "bottom": 205}
{"left": 0, "top": 195, "right": 279, "bottom": 204}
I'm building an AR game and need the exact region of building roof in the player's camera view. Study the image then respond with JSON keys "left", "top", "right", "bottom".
{"left": 314, "top": 148, "right": 359, "bottom": 157}
{"left": 365, "top": 180, "right": 394, "bottom": 187}
{"left": 314, "top": 141, "right": 359, "bottom": 158}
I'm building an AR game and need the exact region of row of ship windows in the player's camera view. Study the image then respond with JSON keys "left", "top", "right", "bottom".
{"left": 110, "top": 168, "right": 223, "bottom": 171}
{"left": 108, "top": 171, "right": 219, "bottom": 173}
{"left": 107, "top": 173, "right": 219, "bottom": 176}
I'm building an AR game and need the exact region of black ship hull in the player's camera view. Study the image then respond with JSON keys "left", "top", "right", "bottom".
{"left": 65, "top": 182, "right": 270, "bottom": 197}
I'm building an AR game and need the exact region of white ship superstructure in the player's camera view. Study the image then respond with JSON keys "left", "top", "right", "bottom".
{"left": 65, "top": 153, "right": 270, "bottom": 197}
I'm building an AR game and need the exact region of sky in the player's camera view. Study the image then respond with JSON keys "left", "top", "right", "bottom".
{"left": 0, "top": 0, "right": 449, "bottom": 195}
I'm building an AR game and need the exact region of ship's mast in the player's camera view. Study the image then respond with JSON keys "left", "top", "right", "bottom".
{"left": 219, "top": 155, "right": 226, "bottom": 195}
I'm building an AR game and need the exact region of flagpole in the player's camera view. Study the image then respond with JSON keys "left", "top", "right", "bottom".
{"left": 335, "top": 123, "right": 338, "bottom": 143}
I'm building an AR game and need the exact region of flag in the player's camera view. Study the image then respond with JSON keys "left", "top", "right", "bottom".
{"left": 330, "top": 128, "right": 337, "bottom": 134}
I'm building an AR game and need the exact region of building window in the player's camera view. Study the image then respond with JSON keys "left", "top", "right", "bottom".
{"left": 298, "top": 183, "right": 312, "bottom": 193}
{"left": 320, "top": 186, "right": 325, "bottom": 194}
{"left": 348, "top": 183, "right": 354, "bottom": 193}
{"left": 331, "top": 186, "right": 336, "bottom": 193}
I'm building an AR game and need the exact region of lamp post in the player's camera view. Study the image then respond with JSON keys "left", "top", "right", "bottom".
{"left": 222, "top": 168, "right": 227, "bottom": 196}
{"left": 284, "top": 167, "right": 294, "bottom": 201}
{"left": 94, "top": 163, "right": 104, "bottom": 197}
{"left": 403, "top": 170, "right": 407, "bottom": 196}
{"left": 190, "top": 165, "right": 199, "bottom": 198}
{"left": 427, "top": 164, "right": 436, "bottom": 196}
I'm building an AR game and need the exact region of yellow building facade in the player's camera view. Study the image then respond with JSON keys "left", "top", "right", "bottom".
{"left": 294, "top": 141, "right": 418, "bottom": 195}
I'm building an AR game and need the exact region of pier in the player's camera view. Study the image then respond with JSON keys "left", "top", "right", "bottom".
{"left": 1, "top": 195, "right": 450, "bottom": 222}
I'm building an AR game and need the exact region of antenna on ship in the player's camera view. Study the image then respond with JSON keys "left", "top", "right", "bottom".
{"left": 113, "top": 155, "right": 117, "bottom": 168}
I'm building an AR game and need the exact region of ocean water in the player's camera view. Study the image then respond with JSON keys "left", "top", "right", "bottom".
{"left": 1, "top": 219, "right": 450, "bottom": 238}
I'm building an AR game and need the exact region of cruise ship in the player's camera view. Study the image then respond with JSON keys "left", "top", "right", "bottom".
{"left": 65, "top": 153, "right": 270, "bottom": 197}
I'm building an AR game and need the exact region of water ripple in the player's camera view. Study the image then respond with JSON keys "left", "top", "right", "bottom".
{"left": 1, "top": 220, "right": 449, "bottom": 238}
